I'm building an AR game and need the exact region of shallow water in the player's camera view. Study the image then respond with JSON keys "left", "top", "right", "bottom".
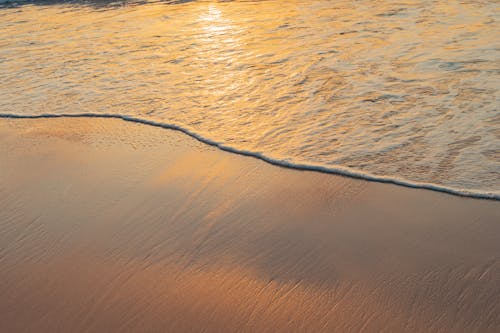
{"left": 0, "top": 0, "right": 499, "bottom": 196}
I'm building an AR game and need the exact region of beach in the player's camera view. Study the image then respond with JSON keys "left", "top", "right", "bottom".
{"left": 1, "top": 117, "right": 499, "bottom": 332}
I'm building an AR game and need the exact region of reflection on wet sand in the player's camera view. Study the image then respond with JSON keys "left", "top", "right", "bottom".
{"left": 1, "top": 118, "right": 499, "bottom": 332}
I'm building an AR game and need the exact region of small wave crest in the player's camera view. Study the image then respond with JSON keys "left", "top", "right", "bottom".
{"left": 1, "top": 113, "right": 498, "bottom": 201}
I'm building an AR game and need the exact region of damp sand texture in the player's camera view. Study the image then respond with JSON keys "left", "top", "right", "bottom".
{"left": 0, "top": 118, "right": 499, "bottom": 333}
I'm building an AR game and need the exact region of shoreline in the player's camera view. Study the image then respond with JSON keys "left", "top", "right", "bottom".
{"left": 1, "top": 113, "right": 497, "bottom": 200}
{"left": 1, "top": 117, "right": 499, "bottom": 332}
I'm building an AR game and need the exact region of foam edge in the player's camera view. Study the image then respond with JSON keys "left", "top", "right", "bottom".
{"left": 1, "top": 113, "right": 498, "bottom": 201}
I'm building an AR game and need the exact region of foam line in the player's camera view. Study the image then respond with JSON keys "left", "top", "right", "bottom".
{"left": 1, "top": 112, "right": 498, "bottom": 200}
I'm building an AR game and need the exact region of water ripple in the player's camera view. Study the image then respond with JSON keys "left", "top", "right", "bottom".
{"left": 0, "top": 0, "right": 499, "bottom": 195}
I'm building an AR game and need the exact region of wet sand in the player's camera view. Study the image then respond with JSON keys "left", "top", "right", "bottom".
{"left": 0, "top": 118, "right": 499, "bottom": 333}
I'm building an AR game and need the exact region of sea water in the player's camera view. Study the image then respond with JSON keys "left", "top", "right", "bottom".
{"left": 0, "top": 0, "right": 499, "bottom": 198}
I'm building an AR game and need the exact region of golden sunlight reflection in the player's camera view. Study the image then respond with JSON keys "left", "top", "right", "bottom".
{"left": 2, "top": 118, "right": 499, "bottom": 332}
{"left": 199, "top": 4, "right": 225, "bottom": 33}
{"left": 0, "top": 0, "right": 498, "bottom": 194}
{"left": 193, "top": 4, "right": 245, "bottom": 97}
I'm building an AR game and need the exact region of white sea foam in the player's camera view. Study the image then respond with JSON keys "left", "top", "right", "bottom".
{"left": 1, "top": 113, "right": 498, "bottom": 200}
{"left": 0, "top": 0, "right": 499, "bottom": 197}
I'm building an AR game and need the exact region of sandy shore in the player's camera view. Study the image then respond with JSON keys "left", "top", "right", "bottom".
{"left": 0, "top": 118, "right": 499, "bottom": 332}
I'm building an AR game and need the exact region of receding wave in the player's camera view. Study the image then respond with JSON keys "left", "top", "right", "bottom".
{"left": 2, "top": 113, "right": 498, "bottom": 200}
{"left": 1, "top": 0, "right": 499, "bottom": 198}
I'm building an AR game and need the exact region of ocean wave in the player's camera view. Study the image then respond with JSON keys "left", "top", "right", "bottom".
{"left": 2, "top": 113, "right": 498, "bottom": 201}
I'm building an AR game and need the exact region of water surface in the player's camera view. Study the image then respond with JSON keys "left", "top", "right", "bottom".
{"left": 1, "top": 0, "right": 499, "bottom": 196}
